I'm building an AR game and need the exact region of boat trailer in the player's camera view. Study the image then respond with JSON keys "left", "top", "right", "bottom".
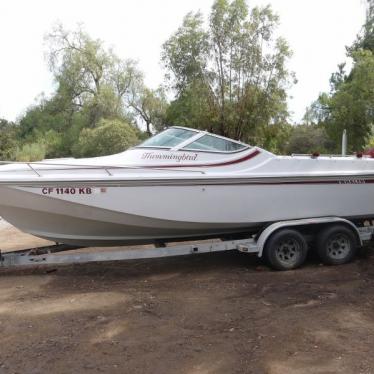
{"left": 0, "top": 238, "right": 259, "bottom": 268}
{"left": 1, "top": 217, "right": 373, "bottom": 269}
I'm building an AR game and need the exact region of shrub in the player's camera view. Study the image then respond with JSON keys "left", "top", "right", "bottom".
{"left": 73, "top": 119, "right": 140, "bottom": 157}
{"left": 285, "top": 125, "right": 335, "bottom": 155}
{"left": 15, "top": 143, "right": 47, "bottom": 162}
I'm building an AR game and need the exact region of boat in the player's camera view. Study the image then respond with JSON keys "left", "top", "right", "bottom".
{"left": 0, "top": 126, "right": 374, "bottom": 246}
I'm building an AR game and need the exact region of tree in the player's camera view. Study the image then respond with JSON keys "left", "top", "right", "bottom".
{"left": 285, "top": 125, "right": 335, "bottom": 155}
{"left": 129, "top": 86, "right": 168, "bottom": 135}
{"left": 261, "top": 122, "right": 293, "bottom": 154}
{"left": 309, "top": 2, "right": 374, "bottom": 153}
{"left": 0, "top": 119, "right": 18, "bottom": 160}
{"left": 45, "top": 24, "right": 142, "bottom": 127}
{"left": 315, "top": 51, "right": 374, "bottom": 152}
{"left": 350, "top": 0, "right": 374, "bottom": 52}
{"left": 166, "top": 79, "right": 218, "bottom": 132}
{"left": 73, "top": 118, "right": 139, "bottom": 157}
{"left": 162, "top": 0, "right": 294, "bottom": 143}
{"left": 18, "top": 96, "right": 90, "bottom": 157}
{"left": 13, "top": 24, "right": 162, "bottom": 159}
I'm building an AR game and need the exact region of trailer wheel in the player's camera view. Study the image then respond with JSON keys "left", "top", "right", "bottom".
{"left": 264, "top": 229, "right": 308, "bottom": 271}
{"left": 316, "top": 225, "right": 358, "bottom": 265}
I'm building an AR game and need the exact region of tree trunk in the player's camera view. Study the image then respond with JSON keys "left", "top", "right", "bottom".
{"left": 146, "top": 121, "right": 151, "bottom": 136}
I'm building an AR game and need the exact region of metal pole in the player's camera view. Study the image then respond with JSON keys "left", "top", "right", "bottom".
{"left": 342, "top": 129, "right": 347, "bottom": 156}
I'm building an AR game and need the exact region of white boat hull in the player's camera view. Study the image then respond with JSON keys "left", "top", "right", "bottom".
{"left": 1, "top": 180, "right": 374, "bottom": 246}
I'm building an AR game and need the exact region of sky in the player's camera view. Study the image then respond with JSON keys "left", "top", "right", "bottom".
{"left": 0, "top": 0, "right": 367, "bottom": 124}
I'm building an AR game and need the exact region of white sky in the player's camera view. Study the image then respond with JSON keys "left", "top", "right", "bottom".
{"left": 0, "top": 0, "right": 367, "bottom": 123}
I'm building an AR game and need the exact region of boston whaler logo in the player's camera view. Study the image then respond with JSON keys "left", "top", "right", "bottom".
{"left": 141, "top": 152, "right": 199, "bottom": 162}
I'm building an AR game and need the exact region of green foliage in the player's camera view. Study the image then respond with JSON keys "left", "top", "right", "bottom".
{"left": 129, "top": 86, "right": 168, "bottom": 134}
{"left": 18, "top": 98, "right": 67, "bottom": 140}
{"left": 73, "top": 119, "right": 139, "bottom": 157}
{"left": 15, "top": 142, "right": 46, "bottom": 162}
{"left": 0, "top": 119, "right": 18, "bottom": 160}
{"left": 45, "top": 24, "right": 150, "bottom": 129}
{"left": 260, "top": 123, "right": 293, "bottom": 154}
{"left": 165, "top": 80, "right": 217, "bottom": 131}
{"left": 3, "top": 11, "right": 295, "bottom": 158}
{"left": 365, "top": 134, "right": 374, "bottom": 149}
{"left": 307, "top": 2, "right": 374, "bottom": 153}
{"left": 315, "top": 50, "right": 374, "bottom": 152}
{"left": 6, "top": 8, "right": 372, "bottom": 160}
{"left": 162, "top": 0, "right": 294, "bottom": 144}
{"left": 350, "top": 0, "right": 374, "bottom": 53}
{"left": 162, "top": 11, "right": 210, "bottom": 91}
{"left": 285, "top": 125, "right": 335, "bottom": 155}
{"left": 11, "top": 24, "right": 159, "bottom": 160}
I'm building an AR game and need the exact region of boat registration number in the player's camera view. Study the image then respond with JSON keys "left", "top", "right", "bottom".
{"left": 41, "top": 187, "right": 107, "bottom": 195}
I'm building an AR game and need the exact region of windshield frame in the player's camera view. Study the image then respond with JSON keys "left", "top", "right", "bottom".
{"left": 135, "top": 126, "right": 250, "bottom": 154}
{"left": 135, "top": 127, "right": 199, "bottom": 150}
{"left": 181, "top": 133, "right": 249, "bottom": 154}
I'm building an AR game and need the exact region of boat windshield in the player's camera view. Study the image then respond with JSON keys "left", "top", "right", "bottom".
{"left": 138, "top": 128, "right": 196, "bottom": 148}
{"left": 183, "top": 134, "right": 247, "bottom": 152}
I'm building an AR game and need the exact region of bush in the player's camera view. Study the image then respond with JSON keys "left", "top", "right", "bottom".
{"left": 0, "top": 119, "right": 18, "bottom": 160}
{"left": 285, "top": 125, "right": 335, "bottom": 155}
{"left": 73, "top": 119, "right": 140, "bottom": 157}
{"left": 15, "top": 143, "right": 47, "bottom": 162}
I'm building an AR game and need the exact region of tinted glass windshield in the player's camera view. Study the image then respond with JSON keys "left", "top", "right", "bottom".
{"left": 183, "top": 134, "right": 246, "bottom": 152}
{"left": 139, "top": 128, "right": 196, "bottom": 148}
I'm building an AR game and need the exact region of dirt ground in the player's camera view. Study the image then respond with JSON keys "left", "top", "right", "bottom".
{"left": 1, "top": 221, "right": 374, "bottom": 374}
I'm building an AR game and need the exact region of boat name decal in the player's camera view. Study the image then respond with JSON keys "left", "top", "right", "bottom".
{"left": 141, "top": 152, "right": 198, "bottom": 162}
{"left": 338, "top": 178, "right": 366, "bottom": 184}
{"left": 41, "top": 187, "right": 107, "bottom": 195}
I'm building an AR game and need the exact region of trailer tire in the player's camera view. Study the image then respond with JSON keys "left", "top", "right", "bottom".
{"left": 316, "top": 224, "right": 357, "bottom": 265}
{"left": 264, "top": 229, "right": 308, "bottom": 271}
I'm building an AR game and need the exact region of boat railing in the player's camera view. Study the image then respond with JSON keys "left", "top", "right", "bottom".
{"left": 0, "top": 161, "right": 206, "bottom": 177}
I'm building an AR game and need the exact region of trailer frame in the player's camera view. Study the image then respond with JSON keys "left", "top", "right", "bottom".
{"left": 1, "top": 216, "right": 373, "bottom": 268}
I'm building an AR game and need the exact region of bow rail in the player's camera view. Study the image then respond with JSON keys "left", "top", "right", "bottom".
{"left": 0, "top": 160, "right": 206, "bottom": 177}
